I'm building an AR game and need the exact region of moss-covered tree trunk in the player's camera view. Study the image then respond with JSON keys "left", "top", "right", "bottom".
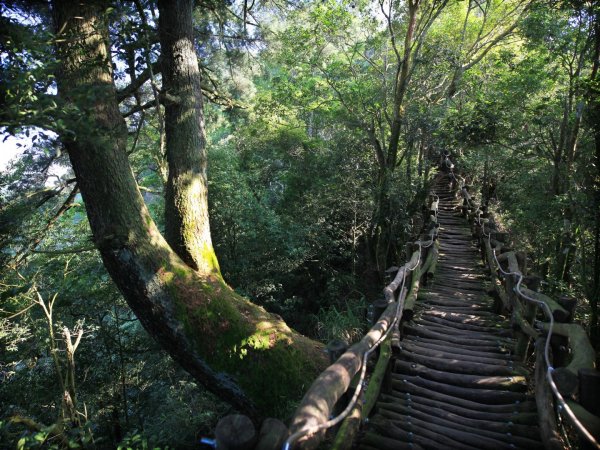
{"left": 158, "top": 0, "right": 219, "bottom": 274}
{"left": 52, "top": 0, "right": 327, "bottom": 418}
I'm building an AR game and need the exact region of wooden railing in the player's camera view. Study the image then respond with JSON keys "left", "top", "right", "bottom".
{"left": 202, "top": 182, "right": 441, "bottom": 450}
{"left": 446, "top": 152, "right": 600, "bottom": 449}
{"left": 285, "top": 204, "right": 439, "bottom": 450}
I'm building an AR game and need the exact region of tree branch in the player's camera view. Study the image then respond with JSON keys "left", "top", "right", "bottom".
{"left": 116, "top": 61, "right": 161, "bottom": 103}
{"left": 16, "top": 184, "right": 79, "bottom": 265}
{"left": 30, "top": 245, "right": 96, "bottom": 255}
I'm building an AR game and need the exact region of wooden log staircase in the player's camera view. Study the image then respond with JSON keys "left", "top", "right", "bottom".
{"left": 357, "top": 173, "right": 543, "bottom": 450}
{"left": 209, "top": 158, "right": 599, "bottom": 450}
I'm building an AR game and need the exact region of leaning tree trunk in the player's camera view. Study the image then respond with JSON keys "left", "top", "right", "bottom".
{"left": 52, "top": 0, "right": 327, "bottom": 418}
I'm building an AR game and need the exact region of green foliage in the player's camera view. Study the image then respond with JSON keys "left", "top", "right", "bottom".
{"left": 2, "top": 0, "right": 600, "bottom": 447}
{"left": 438, "top": 0, "right": 600, "bottom": 341}
{"left": 313, "top": 297, "right": 368, "bottom": 345}
{"left": 116, "top": 433, "right": 172, "bottom": 450}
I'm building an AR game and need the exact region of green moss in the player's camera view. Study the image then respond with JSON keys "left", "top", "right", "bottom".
{"left": 200, "top": 243, "right": 221, "bottom": 275}
{"left": 172, "top": 265, "right": 189, "bottom": 279}
{"left": 241, "top": 325, "right": 274, "bottom": 351}
{"left": 235, "top": 339, "right": 322, "bottom": 417}
{"left": 162, "top": 264, "right": 324, "bottom": 417}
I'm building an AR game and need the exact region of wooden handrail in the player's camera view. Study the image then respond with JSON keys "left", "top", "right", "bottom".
{"left": 288, "top": 251, "right": 421, "bottom": 449}
{"left": 287, "top": 188, "right": 440, "bottom": 449}
{"left": 288, "top": 300, "right": 398, "bottom": 448}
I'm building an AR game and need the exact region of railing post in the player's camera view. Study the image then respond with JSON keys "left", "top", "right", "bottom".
{"left": 579, "top": 368, "right": 600, "bottom": 417}
{"left": 255, "top": 418, "right": 289, "bottom": 450}
{"left": 215, "top": 415, "right": 257, "bottom": 450}
{"left": 534, "top": 338, "right": 565, "bottom": 450}
{"left": 515, "top": 272, "right": 540, "bottom": 360}
{"left": 557, "top": 295, "right": 577, "bottom": 323}
{"left": 578, "top": 368, "right": 600, "bottom": 450}
{"left": 327, "top": 339, "right": 348, "bottom": 364}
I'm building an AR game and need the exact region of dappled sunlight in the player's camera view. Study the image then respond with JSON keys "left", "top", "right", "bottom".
{"left": 4, "top": 0, "right": 596, "bottom": 445}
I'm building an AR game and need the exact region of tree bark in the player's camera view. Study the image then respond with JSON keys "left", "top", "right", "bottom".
{"left": 158, "top": 0, "right": 219, "bottom": 273}
{"left": 52, "top": 0, "right": 327, "bottom": 418}
{"left": 369, "top": 0, "right": 423, "bottom": 274}
{"left": 589, "top": 5, "right": 600, "bottom": 342}
{"left": 387, "top": 0, "right": 419, "bottom": 168}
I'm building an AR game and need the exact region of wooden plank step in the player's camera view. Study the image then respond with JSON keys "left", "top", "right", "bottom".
{"left": 403, "top": 325, "right": 512, "bottom": 348}
{"left": 393, "top": 359, "right": 528, "bottom": 391}
{"left": 370, "top": 416, "right": 481, "bottom": 450}
{"left": 395, "top": 350, "right": 525, "bottom": 376}
{"left": 379, "top": 393, "right": 539, "bottom": 425}
{"left": 377, "top": 409, "right": 532, "bottom": 450}
{"left": 377, "top": 405, "right": 543, "bottom": 449}
{"left": 435, "top": 270, "right": 485, "bottom": 278}
{"left": 412, "top": 317, "right": 512, "bottom": 339}
{"left": 401, "top": 337, "right": 516, "bottom": 361}
{"left": 421, "top": 292, "right": 491, "bottom": 304}
{"left": 420, "top": 300, "right": 494, "bottom": 309}
{"left": 412, "top": 319, "right": 511, "bottom": 340}
{"left": 387, "top": 379, "right": 537, "bottom": 413}
{"left": 430, "top": 285, "right": 488, "bottom": 295}
{"left": 377, "top": 398, "right": 537, "bottom": 437}
{"left": 419, "top": 309, "right": 509, "bottom": 327}
{"left": 407, "top": 322, "right": 511, "bottom": 343}
{"left": 431, "top": 278, "right": 486, "bottom": 288}
{"left": 392, "top": 374, "right": 528, "bottom": 404}
{"left": 416, "top": 313, "right": 510, "bottom": 333}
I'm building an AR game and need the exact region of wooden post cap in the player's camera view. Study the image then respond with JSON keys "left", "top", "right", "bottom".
{"left": 326, "top": 339, "right": 348, "bottom": 363}
{"left": 523, "top": 275, "right": 542, "bottom": 292}
{"left": 215, "top": 414, "right": 257, "bottom": 450}
{"left": 255, "top": 418, "right": 289, "bottom": 450}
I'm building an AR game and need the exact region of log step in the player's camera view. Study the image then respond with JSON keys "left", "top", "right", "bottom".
{"left": 391, "top": 375, "right": 529, "bottom": 404}
{"left": 376, "top": 400, "right": 538, "bottom": 435}
{"left": 393, "top": 359, "right": 528, "bottom": 391}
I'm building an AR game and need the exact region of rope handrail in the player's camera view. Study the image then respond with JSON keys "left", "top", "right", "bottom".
{"left": 478, "top": 218, "right": 599, "bottom": 447}
{"left": 455, "top": 155, "right": 599, "bottom": 448}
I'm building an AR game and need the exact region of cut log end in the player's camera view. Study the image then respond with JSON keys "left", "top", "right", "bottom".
{"left": 215, "top": 414, "right": 257, "bottom": 450}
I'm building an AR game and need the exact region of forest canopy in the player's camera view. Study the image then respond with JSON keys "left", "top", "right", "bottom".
{"left": 0, "top": 0, "right": 598, "bottom": 448}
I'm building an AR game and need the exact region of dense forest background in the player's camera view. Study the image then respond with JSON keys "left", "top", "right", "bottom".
{"left": 0, "top": 0, "right": 598, "bottom": 448}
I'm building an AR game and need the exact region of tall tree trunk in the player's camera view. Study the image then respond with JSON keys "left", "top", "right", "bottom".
{"left": 159, "top": 0, "right": 219, "bottom": 274}
{"left": 387, "top": 0, "right": 419, "bottom": 165}
{"left": 371, "top": 166, "right": 392, "bottom": 273}
{"left": 588, "top": 5, "right": 600, "bottom": 342}
{"left": 52, "top": 0, "right": 327, "bottom": 418}
{"left": 417, "top": 138, "right": 424, "bottom": 178}
{"left": 369, "top": 0, "right": 420, "bottom": 275}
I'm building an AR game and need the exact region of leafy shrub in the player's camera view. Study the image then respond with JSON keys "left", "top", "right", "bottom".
{"left": 312, "top": 297, "right": 368, "bottom": 345}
